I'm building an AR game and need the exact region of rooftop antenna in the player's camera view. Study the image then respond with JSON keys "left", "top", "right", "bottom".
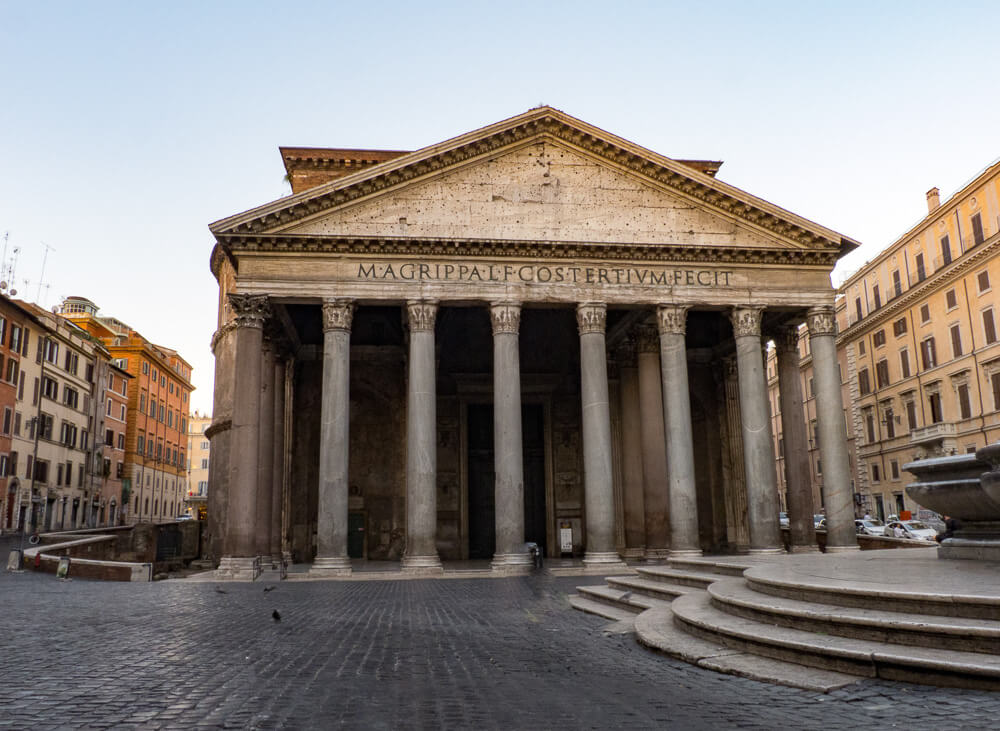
{"left": 36, "top": 241, "right": 55, "bottom": 303}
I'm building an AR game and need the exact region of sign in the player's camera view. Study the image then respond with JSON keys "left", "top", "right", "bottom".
{"left": 559, "top": 521, "right": 573, "bottom": 553}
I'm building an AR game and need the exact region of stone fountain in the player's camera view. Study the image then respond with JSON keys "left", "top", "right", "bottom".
{"left": 904, "top": 443, "right": 1000, "bottom": 560}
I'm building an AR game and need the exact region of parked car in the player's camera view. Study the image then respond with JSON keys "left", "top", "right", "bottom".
{"left": 884, "top": 520, "right": 937, "bottom": 541}
{"left": 176, "top": 514, "right": 194, "bottom": 521}
{"left": 779, "top": 512, "right": 789, "bottom": 528}
{"left": 855, "top": 518, "right": 885, "bottom": 536}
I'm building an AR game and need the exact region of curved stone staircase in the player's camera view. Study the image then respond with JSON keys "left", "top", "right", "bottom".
{"left": 571, "top": 551, "right": 1000, "bottom": 692}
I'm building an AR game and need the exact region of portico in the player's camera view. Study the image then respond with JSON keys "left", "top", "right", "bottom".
{"left": 207, "top": 107, "right": 860, "bottom": 579}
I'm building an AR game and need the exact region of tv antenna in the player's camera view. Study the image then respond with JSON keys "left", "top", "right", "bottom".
{"left": 0, "top": 232, "right": 20, "bottom": 297}
{"left": 36, "top": 241, "right": 55, "bottom": 303}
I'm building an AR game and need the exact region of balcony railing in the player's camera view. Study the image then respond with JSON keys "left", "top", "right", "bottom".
{"left": 910, "top": 422, "right": 957, "bottom": 445}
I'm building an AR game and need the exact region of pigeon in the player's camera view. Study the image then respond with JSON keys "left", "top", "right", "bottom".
{"left": 263, "top": 585, "right": 276, "bottom": 593}
{"left": 215, "top": 586, "right": 228, "bottom": 594}
{"left": 620, "top": 590, "right": 633, "bottom": 601}
{"left": 272, "top": 610, "right": 281, "bottom": 622}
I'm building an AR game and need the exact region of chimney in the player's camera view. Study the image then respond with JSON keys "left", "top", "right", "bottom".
{"left": 926, "top": 187, "right": 941, "bottom": 213}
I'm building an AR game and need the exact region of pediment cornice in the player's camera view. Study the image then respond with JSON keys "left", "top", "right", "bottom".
{"left": 213, "top": 233, "right": 841, "bottom": 268}
{"left": 210, "top": 107, "right": 859, "bottom": 257}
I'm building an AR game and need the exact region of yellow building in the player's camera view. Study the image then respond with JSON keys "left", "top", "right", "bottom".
{"left": 769, "top": 157, "right": 1000, "bottom": 523}
{"left": 186, "top": 410, "right": 211, "bottom": 519}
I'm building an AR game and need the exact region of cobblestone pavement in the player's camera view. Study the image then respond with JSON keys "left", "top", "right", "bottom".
{"left": 2, "top": 543, "right": 998, "bottom": 729}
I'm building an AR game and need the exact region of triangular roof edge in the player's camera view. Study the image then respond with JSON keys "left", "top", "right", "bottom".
{"left": 209, "top": 106, "right": 860, "bottom": 253}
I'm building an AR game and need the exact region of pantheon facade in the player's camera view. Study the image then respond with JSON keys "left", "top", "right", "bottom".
{"left": 207, "top": 107, "right": 860, "bottom": 580}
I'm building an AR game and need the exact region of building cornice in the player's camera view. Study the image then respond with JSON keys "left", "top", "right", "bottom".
{"left": 214, "top": 233, "right": 842, "bottom": 267}
{"left": 837, "top": 233, "right": 1000, "bottom": 344}
{"left": 210, "top": 107, "right": 857, "bottom": 257}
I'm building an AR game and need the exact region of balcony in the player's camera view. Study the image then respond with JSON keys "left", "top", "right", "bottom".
{"left": 910, "top": 421, "right": 958, "bottom": 458}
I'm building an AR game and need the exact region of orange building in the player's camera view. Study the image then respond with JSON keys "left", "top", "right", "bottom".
{"left": 60, "top": 297, "right": 194, "bottom": 523}
{"left": 0, "top": 296, "right": 34, "bottom": 532}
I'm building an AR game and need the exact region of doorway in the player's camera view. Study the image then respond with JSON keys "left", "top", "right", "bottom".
{"left": 466, "top": 403, "right": 547, "bottom": 559}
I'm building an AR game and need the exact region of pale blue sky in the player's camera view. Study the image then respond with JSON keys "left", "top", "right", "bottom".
{"left": 2, "top": 1, "right": 998, "bottom": 412}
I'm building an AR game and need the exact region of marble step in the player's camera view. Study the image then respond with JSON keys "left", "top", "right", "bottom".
{"left": 666, "top": 557, "right": 751, "bottom": 577}
{"left": 569, "top": 595, "right": 638, "bottom": 623}
{"left": 709, "top": 579, "right": 1000, "bottom": 654}
{"left": 574, "top": 583, "right": 672, "bottom": 614}
{"left": 634, "top": 566, "right": 721, "bottom": 589}
{"left": 634, "top": 606, "right": 860, "bottom": 693}
{"left": 605, "top": 575, "right": 694, "bottom": 602}
{"left": 745, "top": 566, "right": 1000, "bottom": 621}
{"left": 671, "top": 591, "right": 1000, "bottom": 691}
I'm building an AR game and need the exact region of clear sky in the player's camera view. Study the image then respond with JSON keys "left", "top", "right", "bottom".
{"left": 2, "top": 1, "right": 998, "bottom": 413}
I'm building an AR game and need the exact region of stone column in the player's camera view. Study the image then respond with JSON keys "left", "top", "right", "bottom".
{"left": 807, "top": 306, "right": 858, "bottom": 552}
{"left": 311, "top": 299, "right": 354, "bottom": 576}
{"left": 490, "top": 302, "right": 531, "bottom": 572}
{"left": 402, "top": 300, "right": 443, "bottom": 572}
{"left": 617, "top": 339, "right": 646, "bottom": 559}
{"left": 269, "top": 355, "right": 286, "bottom": 564}
{"left": 774, "top": 325, "right": 817, "bottom": 553}
{"left": 729, "top": 306, "right": 783, "bottom": 554}
{"left": 636, "top": 325, "right": 670, "bottom": 561}
{"left": 658, "top": 305, "right": 701, "bottom": 557}
{"left": 218, "top": 293, "right": 269, "bottom": 581}
{"left": 577, "top": 303, "right": 627, "bottom": 569}
{"left": 254, "top": 337, "right": 275, "bottom": 560}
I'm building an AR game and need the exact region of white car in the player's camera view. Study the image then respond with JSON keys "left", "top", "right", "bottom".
{"left": 855, "top": 518, "right": 885, "bottom": 536}
{"left": 884, "top": 520, "right": 937, "bottom": 541}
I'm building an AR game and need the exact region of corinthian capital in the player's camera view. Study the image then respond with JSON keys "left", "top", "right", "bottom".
{"left": 635, "top": 324, "right": 659, "bottom": 354}
{"left": 406, "top": 300, "right": 438, "bottom": 332}
{"left": 489, "top": 302, "right": 521, "bottom": 335}
{"left": 228, "top": 294, "right": 270, "bottom": 329}
{"left": 657, "top": 304, "right": 690, "bottom": 336}
{"left": 322, "top": 299, "right": 355, "bottom": 333}
{"left": 806, "top": 306, "right": 836, "bottom": 337}
{"left": 576, "top": 303, "right": 606, "bottom": 335}
{"left": 729, "top": 306, "right": 764, "bottom": 338}
{"left": 773, "top": 325, "right": 801, "bottom": 355}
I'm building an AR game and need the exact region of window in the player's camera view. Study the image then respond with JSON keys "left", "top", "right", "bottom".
{"left": 169, "top": 381, "right": 174, "bottom": 394}
{"left": 855, "top": 297, "right": 863, "bottom": 321}
{"left": 2, "top": 408, "right": 10, "bottom": 435}
{"left": 940, "top": 236, "right": 951, "bottom": 265}
{"left": 928, "top": 391, "right": 943, "bottom": 424}
{"left": 873, "top": 285, "right": 881, "bottom": 309}
{"left": 978, "top": 270, "right": 991, "bottom": 293}
{"left": 121, "top": 379, "right": 127, "bottom": 396}
{"left": 81, "top": 430, "right": 88, "bottom": 450}
{"left": 117, "top": 433, "right": 125, "bottom": 450}
{"left": 34, "top": 459, "right": 48, "bottom": 484}
{"left": 21, "top": 328, "right": 28, "bottom": 356}
{"left": 984, "top": 309, "right": 997, "bottom": 344}
{"left": 993, "top": 372, "right": 1000, "bottom": 412}
{"left": 900, "top": 349, "right": 911, "bottom": 379}
{"left": 891, "top": 460, "right": 900, "bottom": 480}
{"left": 872, "top": 464, "right": 881, "bottom": 483}
{"left": 201, "top": 440, "right": 209, "bottom": 450}
{"left": 60, "top": 422, "right": 77, "bottom": 448}
{"left": 904, "top": 397, "right": 917, "bottom": 432}
{"left": 945, "top": 289, "right": 958, "bottom": 310}
{"left": 41, "top": 376, "right": 58, "bottom": 400}
{"left": 5, "top": 358, "right": 17, "bottom": 384}
{"left": 858, "top": 368, "right": 871, "bottom": 395}
{"left": 105, "top": 429, "right": 114, "bottom": 447}
{"left": 139, "top": 392, "right": 146, "bottom": 412}
{"left": 107, "top": 398, "right": 113, "bottom": 415}
{"left": 957, "top": 383, "right": 972, "bottom": 420}
{"left": 876, "top": 359, "right": 890, "bottom": 388}
{"left": 142, "top": 361, "right": 149, "bottom": 375}
{"left": 873, "top": 329, "right": 886, "bottom": 348}
{"left": 865, "top": 409, "right": 876, "bottom": 443}
{"left": 950, "top": 325, "right": 964, "bottom": 358}
{"left": 921, "top": 337, "right": 937, "bottom": 369}
{"left": 9, "top": 325, "right": 21, "bottom": 353}
{"left": 892, "top": 270, "right": 902, "bottom": 297}
{"left": 137, "top": 434, "right": 145, "bottom": 454}
{"left": 883, "top": 406, "right": 895, "bottom": 439}
{"left": 62, "top": 385, "right": 79, "bottom": 409}
{"left": 920, "top": 304, "right": 931, "bottom": 323}
{"left": 971, "top": 212, "right": 985, "bottom": 246}
{"left": 43, "top": 338, "right": 59, "bottom": 364}
{"left": 64, "top": 351, "right": 78, "bottom": 375}
{"left": 120, "top": 405, "right": 126, "bottom": 421}
{"left": 201, "top": 458, "right": 209, "bottom": 469}
{"left": 915, "top": 253, "right": 926, "bottom": 282}
{"left": 893, "top": 318, "right": 907, "bottom": 337}
{"left": 13, "top": 412, "right": 20, "bottom": 436}
{"left": 116, "top": 462, "right": 124, "bottom": 478}
{"left": 158, "top": 404, "right": 164, "bottom": 422}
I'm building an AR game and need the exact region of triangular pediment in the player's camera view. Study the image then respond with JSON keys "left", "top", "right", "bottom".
{"left": 210, "top": 107, "right": 858, "bottom": 260}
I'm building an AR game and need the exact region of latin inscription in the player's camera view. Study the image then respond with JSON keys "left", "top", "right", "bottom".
{"left": 358, "top": 262, "right": 733, "bottom": 287}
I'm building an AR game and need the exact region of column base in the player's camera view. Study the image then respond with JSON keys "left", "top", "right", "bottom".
{"left": 270, "top": 552, "right": 285, "bottom": 568}
{"left": 401, "top": 554, "right": 444, "bottom": 573}
{"left": 643, "top": 548, "right": 670, "bottom": 563}
{"left": 309, "top": 556, "right": 353, "bottom": 576}
{"left": 824, "top": 545, "right": 861, "bottom": 554}
{"left": 491, "top": 552, "right": 532, "bottom": 574}
{"left": 216, "top": 555, "right": 261, "bottom": 582}
{"left": 747, "top": 547, "right": 786, "bottom": 555}
{"left": 582, "top": 551, "right": 629, "bottom": 572}
{"left": 621, "top": 547, "right": 646, "bottom": 560}
{"left": 788, "top": 544, "right": 821, "bottom": 554}
{"left": 669, "top": 548, "right": 703, "bottom": 559}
